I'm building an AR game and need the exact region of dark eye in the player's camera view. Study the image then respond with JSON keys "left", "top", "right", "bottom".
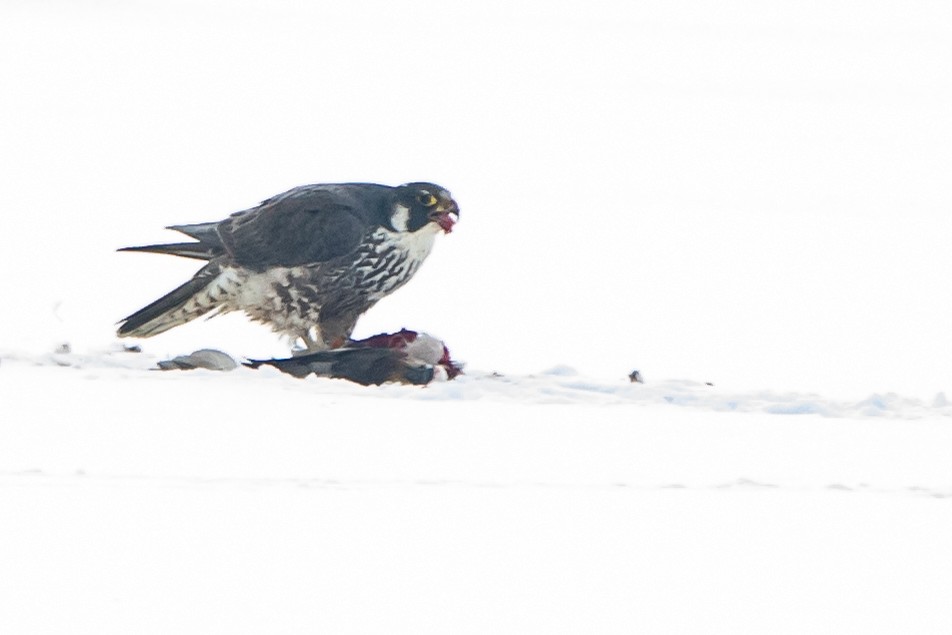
{"left": 418, "top": 193, "right": 438, "bottom": 207}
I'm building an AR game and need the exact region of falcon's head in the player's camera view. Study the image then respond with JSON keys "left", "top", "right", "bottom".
{"left": 389, "top": 182, "right": 459, "bottom": 234}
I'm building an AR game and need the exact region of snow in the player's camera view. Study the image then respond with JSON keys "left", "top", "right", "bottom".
{"left": 2, "top": 0, "right": 952, "bottom": 632}
{"left": 2, "top": 354, "right": 952, "bottom": 633}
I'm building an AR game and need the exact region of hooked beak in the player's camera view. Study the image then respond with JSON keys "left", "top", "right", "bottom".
{"left": 429, "top": 201, "right": 459, "bottom": 233}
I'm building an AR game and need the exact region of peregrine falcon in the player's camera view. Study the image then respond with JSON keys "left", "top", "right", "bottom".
{"left": 117, "top": 182, "right": 458, "bottom": 351}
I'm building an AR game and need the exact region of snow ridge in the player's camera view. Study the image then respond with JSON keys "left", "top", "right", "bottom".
{"left": 4, "top": 349, "right": 950, "bottom": 420}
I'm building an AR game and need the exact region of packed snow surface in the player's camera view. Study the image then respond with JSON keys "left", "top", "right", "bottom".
{"left": 2, "top": 352, "right": 951, "bottom": 634}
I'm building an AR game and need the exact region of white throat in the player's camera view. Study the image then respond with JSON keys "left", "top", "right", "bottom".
{"left": 376, "top": 223, "right": 440, "bottom": 261}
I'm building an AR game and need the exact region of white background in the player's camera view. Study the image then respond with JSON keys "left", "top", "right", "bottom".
{"left": 2, "top": 5, "right": 952, "bottom": 633}
{"left": 1, "top": 0, "right": 950, "bottom": 394}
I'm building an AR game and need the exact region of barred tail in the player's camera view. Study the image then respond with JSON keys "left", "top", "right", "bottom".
{"left": 117, "top": 265, "right": 224, "bottom": 338}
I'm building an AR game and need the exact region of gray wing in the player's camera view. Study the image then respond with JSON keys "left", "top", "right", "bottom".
{"left": 218, "top": 186, "right": 386, "bottom": 269}
{"left": 118, "top": 221, "right": 225, "bottom": 261}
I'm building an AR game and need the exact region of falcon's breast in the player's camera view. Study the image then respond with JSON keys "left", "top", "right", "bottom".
{"left": 222, "top": 221, "right": 443, "bottom": 342}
